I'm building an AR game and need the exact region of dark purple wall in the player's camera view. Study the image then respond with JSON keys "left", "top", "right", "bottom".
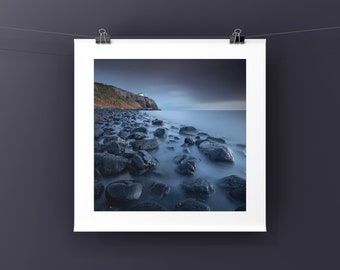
{"left": 0, "top": 1, "right": 339, "bottom": 269}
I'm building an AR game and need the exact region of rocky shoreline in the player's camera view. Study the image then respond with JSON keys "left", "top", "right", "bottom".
{"left": 94, "top": 108, "right": 246, "bottom": 211}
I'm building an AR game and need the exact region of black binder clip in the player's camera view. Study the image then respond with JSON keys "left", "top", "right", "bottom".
{"left": 229, "top": 29, "right": 245, "bottom": 44}
{"left": 96, "top": 28, "right": 111, "bottom": 44}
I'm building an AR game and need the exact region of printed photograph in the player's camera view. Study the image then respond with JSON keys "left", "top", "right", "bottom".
{"left": 94, "top": 59, "right": 246, "bottom": 211}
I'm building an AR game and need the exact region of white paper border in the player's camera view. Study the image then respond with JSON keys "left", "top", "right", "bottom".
{"left": 74, "top": 39, "right": 266, "bottom": 232}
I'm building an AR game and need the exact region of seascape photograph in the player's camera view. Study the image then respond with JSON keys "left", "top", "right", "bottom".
{"left": 93, "top": 59, "right": 246, "bottom": 211}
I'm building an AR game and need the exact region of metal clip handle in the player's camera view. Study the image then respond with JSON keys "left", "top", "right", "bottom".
{"left": 96, "top": 28, "right": 111, "bottom": 44}
{"left": 230, "top": 28, "right": 245, "bottom": 44}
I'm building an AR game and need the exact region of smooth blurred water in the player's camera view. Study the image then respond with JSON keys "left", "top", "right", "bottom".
{"left": 147, "top": 110, "right": 246, "bottom": 144}
{"left": 95, "top": 109, "right": 246, "bottom": 211}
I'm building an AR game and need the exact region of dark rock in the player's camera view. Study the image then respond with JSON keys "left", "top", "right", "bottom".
{"left": 94, "top": 141, "right": 106, "bottom": 153}
{"left": 127, "top": 132, "right": 147, "bottom": 140}
{"left": 123, "top": 150, "right": 135, "bottom": 159}
{"left": 129, "top": 150, "right": 158, "bottom": 175}
{"left": 130, "top": 202, "right": 166, "bottom": 211}
{"left": 207, "top": 136, "right": 227, "bottom": 144}
{"left": 175, "top": 198, "right": 211, "bottom": 211}
{"left": 173, "top": 154, "right": 199, "bottom": 176}
{"left": 94, "top": 124, "right": 104, "bottom": 138}
{"left": 95, "top": 153, "right": 129, "bottom": 176}
{"left": 152, "top": 119, "right": 164, "bottom": 126}
{"left": 154, "top": 128, "right": 168, "bottom": 138}
{"left": 94, "top": 183, "right": 104, "bottom": 200}
{"left": 173, "top": 136, "right": 180, "bottom": 140}
{"left": 179, "top": 126, "right": 198, "bottom": 135}
{"left": 198, "top": 141, "right": 234, "bottom": 162}
{"left": 182, "top": 178, "right": 214, "bottom": 196}
{"left": 131, "top": 126, "right": 148, "bottom": 133}
{"left": 105, "top": 180, "right": 143, "bottom": 203}
{"left": 150, "top": 182, "right": 171, "bottom": 198}
{"left": 184, "top": 137, "right": 195, "bottom": 145}
{"left": 131, "top": 138, "right": 159, "bottom": 151}
{"left": 219, "top": 175, "right": 246, "bottom": 203}
{"left": 195, "top": 139, "right": 205, "bottom": 146}
{"left": 118, "top": 130, "right": 129, "bottom": 139}
{"left": 107, "top": 141, "right": 125, "bottom": 155}
{"left": 166, "top": 146, "right": 175, "bottom": 151}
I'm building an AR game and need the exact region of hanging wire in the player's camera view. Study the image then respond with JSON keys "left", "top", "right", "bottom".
{"left": 0, "top": 24, "right": 340, "bottom": 56}
{"left": 248, "top": 25, "right": 340, "bottom": 37}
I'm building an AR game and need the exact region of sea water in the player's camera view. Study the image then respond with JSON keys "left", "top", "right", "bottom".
{"left": 95, "top": 110, "right": 246, "bottom": 211}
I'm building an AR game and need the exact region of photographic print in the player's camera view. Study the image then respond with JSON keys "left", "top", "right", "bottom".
{"left": 94, "top": 60, "right": 246, "bottom": 211}
{"left": 74, "top": 39, "right": 266, "bottom": 231}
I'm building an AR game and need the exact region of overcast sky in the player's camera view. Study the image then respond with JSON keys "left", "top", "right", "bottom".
{"left": 94, "top": 59, "right": 246, "bottom": 110}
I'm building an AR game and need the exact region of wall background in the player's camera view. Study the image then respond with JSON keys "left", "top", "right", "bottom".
{"left": 0, "top": 1, "right": 339, "bottom": 269}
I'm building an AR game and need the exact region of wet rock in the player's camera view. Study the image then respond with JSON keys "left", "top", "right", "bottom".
{"left": 175, "top": 198, "right": 211, "bottom": 211}
{"left": 94, "top": 183, "right": 104, "bottom": 200}
{"left": 105, "top": 135, "right": 126, "bottom": 146}
{"left": 154, "top": 128, "right": 168, "bottom": 138}
{"left": 150, "top": 182, "right": 171, "bottom": 198}
{"left": 123, "top": 150, "right": 135, "bottom": 159}
{"left": 198, "top": 141, "right": 234, "bottom": 162}
{"left": 129, "top": 150, "right": 158, "bottom": 175}
{"left": 173, "top": 154, "right": 199, "bottom": 175}
{"left": 107, "top": 141, "right": 125, "bottom": 155}
{"left": 182, "top": 178, "right": 214, "bottom": 196}
{"left": 105, "top": 180, "right": 143, "bottom": 203}
{"left": 173, "top": 136, "right": 180, "bottom": 140}
{"left": 94, "top": 141, "right": 106, "bottom": 153}
{"left": 127, "top": 132, "right": 147, "bottom": 140}
{"left": 184, "top": 137, "right": 195, "bottom": 145}
{"left": 179, "top": 126, "right": 198, "bottom": 135}
{"left": 95, "top": 153, "right": 129, "bottom": 176}
{"left": 131, "top": 138, "right": 159, "bottom": 151}
{"left": 152, "top": 119, "right": 164, "bottom": 126}
{"left": 166, "top": 146, "right": 175, "bottom": 151}
{"left": 219, "top": 175, "right": 246, "bottom": 203}
{"left": 207, "top": 136, "right": 227, "bottom": 144}
{"left": 130, "top": 202, "right": 166, "bottom": 211}
{"left": 94, "top": 124, "right": 104, "bottom": 138}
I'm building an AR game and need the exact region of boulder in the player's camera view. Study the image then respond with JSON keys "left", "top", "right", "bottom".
{"left": 130, "top": 202, "right": 166, "bottom": 211}
{"left": 94, "top": 124, "right": 104, "bottom": 138}
{"left": 150, "top": 182, "right": 171, "bottom": 198}
{"left": 173, "top": 154, "right": 199, "bottom": 176}
{"left": 152, "top": 119, "right": 164, "bottom": 126}
{"left": 105, "top": 180, "right": 143, "bottom": 203}
{"left": 94, "top": 141, "right": 106, "bottom": 153}
{"left": 182, "top": 178, "right": 214, "bottom": 196}
{"left": 131, "top": 138, "right": 159, "bottom": 151}
{"left": 175, "top": 198, "right": 211, "bottom": 211}
{"left": 95, "top": 153, "right": 129, "bottom": 176}
{"left": 219, "top": 175, "right": 246, "bottom": 202}
{"left": 184, "top": 137, "right": 195, "bottom": 145}
{"left": 129, "top": 150, "right": 158, "bottom": 175}
{"left": 154, "top": 128, "right": 167, "bottom": 138}
{"left": 198, "top": 141, "right": 234, "bottom": 162}
{"left": 107, "top": 141, "right": 125, "bottom": 155}
{"left": 179, "top": 126, "right": 198, "bottom": 135}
